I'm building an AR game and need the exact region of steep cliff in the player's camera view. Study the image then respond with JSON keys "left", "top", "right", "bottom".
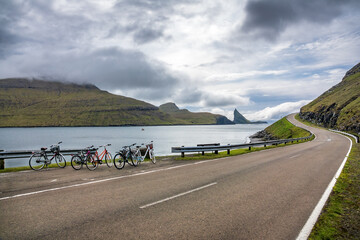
{"left": 300, "top": 62, "right": 360, "bottom": 134}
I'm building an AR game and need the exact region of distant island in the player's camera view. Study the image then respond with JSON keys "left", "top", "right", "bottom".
{"left": 0, "top": 78, "right": 270, "bottom": 127}
{"left": 0, "top": 78, "right": 237, "bottom": 127}
{"left": 233, "top": 109, "right": 267, "bottom": 124}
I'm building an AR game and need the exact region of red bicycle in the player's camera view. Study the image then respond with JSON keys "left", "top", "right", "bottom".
{"left": 95, "top": 144, "right": 113, "bottom": 168}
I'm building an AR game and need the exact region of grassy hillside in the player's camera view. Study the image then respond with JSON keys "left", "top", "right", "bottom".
{"left": 265, "top": 117, "right": 310, "bottom": 139}
{"left": 0, "top": 78, "right": 231, "bottom": 127}
{"left": 159, "top": 102, "right": 233, "bottom": 125}
{"left": 300, "top": 62, "right": 360, "bottom": 134}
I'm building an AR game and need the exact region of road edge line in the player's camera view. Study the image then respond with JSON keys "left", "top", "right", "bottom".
{"left": 139, "top": 182, "right": 217, "bottom": 209}
{"left": 296, "top": 133, "right": 353, "bottom": 240}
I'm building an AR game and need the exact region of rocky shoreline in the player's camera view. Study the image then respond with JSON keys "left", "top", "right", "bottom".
{"left": 249, "top": 129, "right": 277, "bottom": 143}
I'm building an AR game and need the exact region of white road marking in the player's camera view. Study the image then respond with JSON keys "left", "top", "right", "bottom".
{"left": 289, "top": 154, "right": 301, "bottom": 159}
{"left": 296, "top": 134, "right": 352, "bottom": 240}
{"left": 0, "top": 129, "right": 315, "bottom": 202}
{"left": 0, "top": 162, "right": 198, "bottom": 201}
{"left": 140, "top": 182, "right": 217, "bottom": 209}
{"left": 50, "top": 179, "right": 58, "bottom": 182}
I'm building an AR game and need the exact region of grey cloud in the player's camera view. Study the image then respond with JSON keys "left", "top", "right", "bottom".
{"left": 0, "top": 0, "right": 25, "bottom": 58}
{"left": 240, "top": 0, "right": 360, "bottom": 41}
{"left": 15, "top": 47, "right": 179, "bottom": 100}
{"left": 175, "top": 88, "right": 204, "bottom": 104}
{"left": 0, "top": 0, "right": 96, "bottom": 62}
{"left": 111, "top": 0, "right": 202, "bottom": 44}
{"left": 115, "top": 0, "right": 197, "bottom": 11}
{"left": 133, "top": 27, "right": 165, "bottom": 44}
{"left": 174, "top": 87, "right": 249, "bottom": 108}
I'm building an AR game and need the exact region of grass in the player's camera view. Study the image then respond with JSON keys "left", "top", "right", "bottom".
{"left": 300, "top": 70, "right": 360, "bottom": 133}
{"left": 309, "top": 138, "right": 360, "bottom": 239}
{"left": 296, "top": 114, "right": 360, "bottom": 239}
{"left": 265, "top": 116, "right": 311, "bottom": 139}
{"left": 167, "top": 116, "right": 313, "bottom": 161}
{"left": 170, "top": 140, "right": 311, "bottom": 161}
{"left": 0, "top": 116, "right": 313, "bottom": 172}
{"left": 0, "top": 78, "right": 225, "bottom": 127}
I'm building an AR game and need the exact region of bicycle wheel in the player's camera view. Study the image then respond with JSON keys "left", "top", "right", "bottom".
{"left": 150, "top": 150, "right": 156, "bottom": 164}
{"left": 105, "top": 152, "right": 113, "bottom": 168}
{"left": 86, "top": 154, "right": 98, "bottom": 171}
{"left": 130, "top": 151, "right": 140, "bottom": 166}
{"left": 71, "top": 155, "right": 83, "bottom": 170}
{"left": 55, "top": 154, "right": 66, "bottom": 168}
{"left": 113, "top": 153, "right": 125, "bottom": 169}
{"left": 29, "top": 153, "right": 46, "bottom": 170}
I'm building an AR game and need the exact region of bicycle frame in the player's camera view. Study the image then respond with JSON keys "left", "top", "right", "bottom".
{"left": 133, "top": 141, "right": 155, "bottom": 164}
{"left": 29, "top": 141, "right": 66, "bottom": 170}
{"left": 96, "top": 145, "right": 111, "bottom": 160}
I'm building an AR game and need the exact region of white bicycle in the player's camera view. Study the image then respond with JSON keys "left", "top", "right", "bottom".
{"left": 132, "top": 141, "right": 156, "bottom": 166}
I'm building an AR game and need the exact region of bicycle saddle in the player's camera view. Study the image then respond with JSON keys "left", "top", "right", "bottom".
{"left": 41, "top": 147, "right": 47, "bottom": 151}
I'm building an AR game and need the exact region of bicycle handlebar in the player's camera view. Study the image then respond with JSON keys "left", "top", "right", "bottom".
{"left": 99, "top": 143, "right": 112, "bottom": 148}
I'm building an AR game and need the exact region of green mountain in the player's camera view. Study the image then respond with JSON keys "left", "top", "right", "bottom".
{"left": 159, "top": 102, "right": 233, "bottom": 125}
{"left": 233, "top": 109, "right": 267, "bottom": 124}
{"left": 0, "top": 78, "right": 232, "bottom": 127}
{"left": 300, "top": 62, "right": 360, "bottom": 134}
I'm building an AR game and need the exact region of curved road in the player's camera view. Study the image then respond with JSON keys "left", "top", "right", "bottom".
{"left": 0, "top": 114, "right": 351, "bottom": 239}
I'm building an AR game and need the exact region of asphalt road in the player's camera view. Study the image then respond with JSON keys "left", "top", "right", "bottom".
{"left": 0, "top": 114, "right": 351, "bottom": 239}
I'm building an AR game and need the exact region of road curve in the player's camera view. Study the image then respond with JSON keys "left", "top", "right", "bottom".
{"left": 0, "top": 114, "right": 351, "bottom": 239}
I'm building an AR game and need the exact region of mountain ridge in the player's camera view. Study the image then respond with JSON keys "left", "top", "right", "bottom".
{"left": 0, "top": 78, "right": 233, "bottom": 127}
{"left": 300, "top": 62, "right": 360, "bottom": 134}
{"left": 159, "top": 102, "right": 234, "bottom": 125}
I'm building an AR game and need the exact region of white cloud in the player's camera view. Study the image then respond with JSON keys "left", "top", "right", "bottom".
{"left": 244, "top": 100, "right": 311, "bottom": 121}
{"left": 0, "top": 0, "right": 359, "bottom": 116}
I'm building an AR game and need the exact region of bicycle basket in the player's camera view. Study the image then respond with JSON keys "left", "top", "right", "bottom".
{"left": 50, "top": 146, "right": 60, "bottom": 153}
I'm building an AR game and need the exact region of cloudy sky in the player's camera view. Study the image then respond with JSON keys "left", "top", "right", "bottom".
{"left": 1, "top": 0, "right": 360, "bottom": 121}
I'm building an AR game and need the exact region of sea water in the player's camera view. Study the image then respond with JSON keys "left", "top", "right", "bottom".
{"left": 0, "top": 124, "right": 268, "bottom": 168}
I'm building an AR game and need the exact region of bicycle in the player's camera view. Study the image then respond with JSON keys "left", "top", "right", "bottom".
{"left": 95, "top": 144, "right": 113, "bottom": 168}
{"left": 132, "top": 141, "right": 156, "bottom": 166}
{"left": 71, "top": 145, "right": 99, "bottom": 171}
{"left": 113, "top": 143, "right": 137, "bottom": 169}
{"left": 29, "top": 141, "right": 66, "bottom": 170}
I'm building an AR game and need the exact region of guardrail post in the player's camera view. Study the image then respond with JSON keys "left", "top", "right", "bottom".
{"left": 181, "top": 146, "right": 185, "bottom": 158}
{"left": 0, "top": 150, "right": 4, "bottom": 170}
{"left": 215, "top": 150, "right": 218, "bottom": 154}
{"left": 248, "top": 146, "right": 251, "bottom": 151}
{"left": 264, "top": 144, "right": 266, "bottom": 148}
{"left": 227, "top": 144, "right": 230, "bottom": 154}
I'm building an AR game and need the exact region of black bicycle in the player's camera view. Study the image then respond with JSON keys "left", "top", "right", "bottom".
{"left": 71, "top": 145, "right": 99, "bottom": 171}
{"left": 113, "top": 143, "right": 137, "bottom": 169}
{"left": 29, "top": 141, "right": 66, "bottom": 170}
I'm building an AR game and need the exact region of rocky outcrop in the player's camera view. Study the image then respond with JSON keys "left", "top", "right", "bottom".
{"left": 250, "top": 130, "right": 277, "bottom": 142}
{"left": 216, "top": 116, "right": 234, "bottom": 125}
{"left": 299, "top": 62, "right": 360, "bottom": 134}
{"left": 343, "top": 62, "right": 360, "bottom": 79}
{"left": 234, "top": 109, "right": 251, "bottom": 124}
{"left": 233, "top": 109, "right": 267, "bottom": 124}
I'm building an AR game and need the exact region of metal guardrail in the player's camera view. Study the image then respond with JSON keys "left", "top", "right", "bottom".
{"left": 172, "top": 135, "right": 314, "bottom": 157}
{"left": 0, "top": 148, "right": 91, "bottom": 169}
{"left": 0, "top": 149, "right": 87, "bottom": 159}
{"left": 329, "top": 129, "right": 359, "bottom": 143}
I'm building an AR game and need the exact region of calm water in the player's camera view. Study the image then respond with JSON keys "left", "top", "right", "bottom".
{"left": 0, "top": 124, "right": 268, "bottom": 168}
